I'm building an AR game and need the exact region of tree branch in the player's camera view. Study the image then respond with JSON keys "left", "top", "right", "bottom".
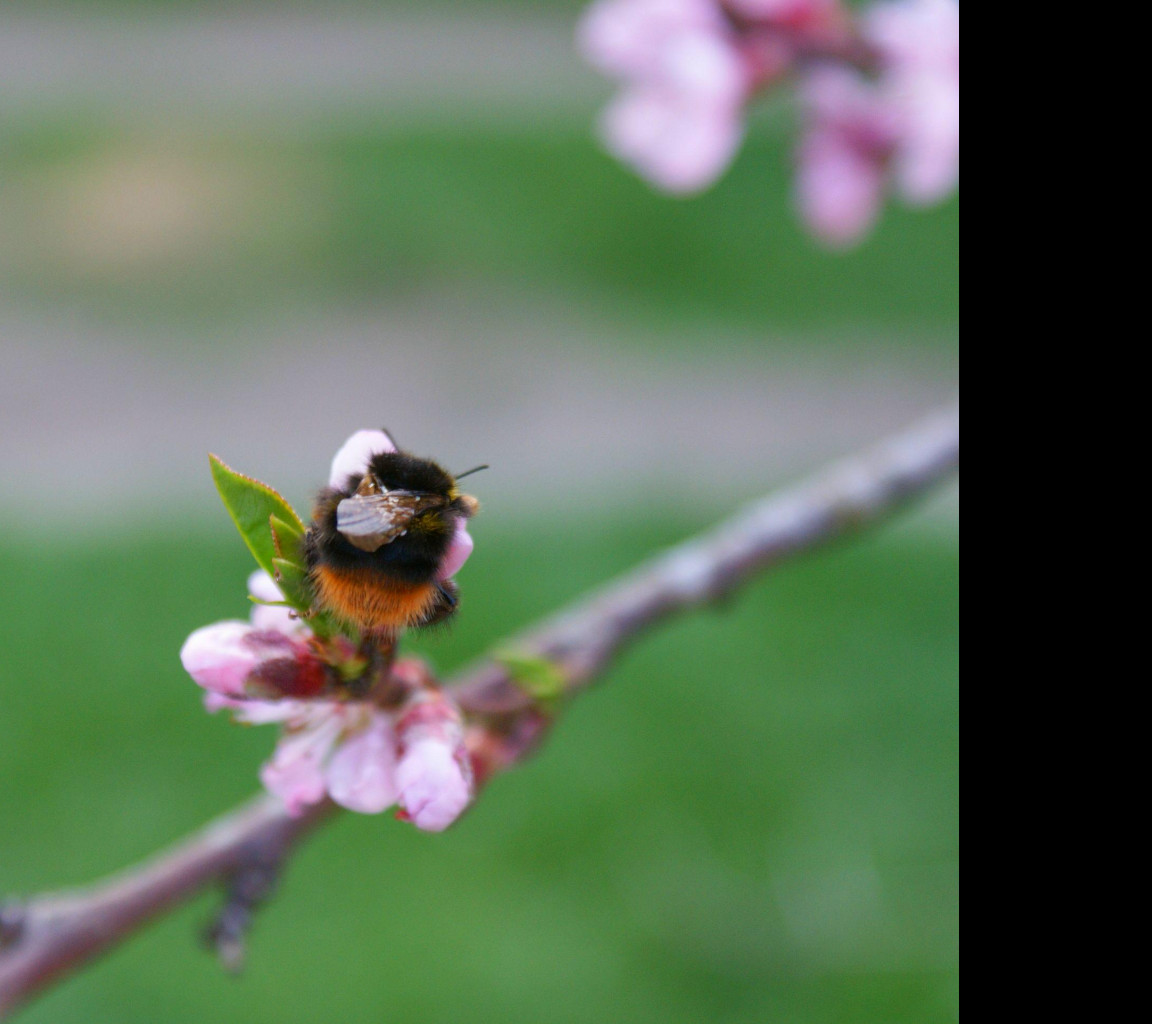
{"left": 0, "top": 401, "right": 958, "bottom": 1018}
{"left": 452, "top": 400, "right": 959, "bottom": 719}
{"left": 0, "top": 796, "right": 333, "bottom": 1017}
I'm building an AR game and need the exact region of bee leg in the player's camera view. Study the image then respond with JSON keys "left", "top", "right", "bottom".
{"left": 421, "top": 580, "right": 459, "bottom": 626}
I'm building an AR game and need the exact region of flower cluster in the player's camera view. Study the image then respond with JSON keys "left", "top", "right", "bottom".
{"left": 579, "top": 0, "right": 959, "bottom": 245}
{"left": 180, "top": 430, "right": 474, "bottom": 831}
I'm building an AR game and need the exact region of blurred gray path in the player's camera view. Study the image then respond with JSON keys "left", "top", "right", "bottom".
{"left": 1, "top": 303, "right": 956, "bottom": 531}
{"left": 0, "top": 8, "right": 599, "bottom": 125}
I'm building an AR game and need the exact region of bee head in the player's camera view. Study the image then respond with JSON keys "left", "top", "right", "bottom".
{"left": 362, "top": 451, "right": 455, "bottom": 497}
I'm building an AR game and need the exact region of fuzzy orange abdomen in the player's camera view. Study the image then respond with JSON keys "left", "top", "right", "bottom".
{"left": 311, "top": 564, "right": 439, "bottom": 635}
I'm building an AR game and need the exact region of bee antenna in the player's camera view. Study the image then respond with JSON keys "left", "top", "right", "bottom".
{"left": 454, "top": 464, "right": 489, "bottom": 481}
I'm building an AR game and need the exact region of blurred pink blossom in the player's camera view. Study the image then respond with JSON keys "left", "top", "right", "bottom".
{"left": 580, "top": 0, "right": 750, "bottom": 192}
{"left": 794, "top": 65, "right": 895, "bottom": 245}
{"left": 203, "top": 676, "right": 471, "bottom": 826}
{"left": 865, "top": 0, "right": 959, "bottom": 204}
{"left": 795, "top": 0, "right": 958, "bottom": 245}
{"left": 580, "top": 0, "right": 957, "bottom": 242}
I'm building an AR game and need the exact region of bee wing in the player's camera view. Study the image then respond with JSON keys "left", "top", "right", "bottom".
{"left": 336, "top": 491, "right": 444, "bottom": 552}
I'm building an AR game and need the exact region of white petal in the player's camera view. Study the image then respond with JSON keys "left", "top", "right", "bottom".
{"left": 260, "top": 713, "right": 344, "bottom": 815}
{"left": 328, "top": 429, "right": 397, "bottom": 488}
{"left": 326, "top": 713, "right": 399, "bottom": 814}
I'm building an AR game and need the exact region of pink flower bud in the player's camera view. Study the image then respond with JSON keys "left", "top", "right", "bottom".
{"left": 328, "top": 429, "right": 396, "bottom": 488}
{"left": 180, "top": 621, "right": 324, "bottom": 700}
{"left": 180, "top": 621, "right": 266, "bottom": 697}
{"left": 395, "top": 740, "right": 473, "bottom": 832}
{"left": 394, "top": 689, "right": 473, "bottom": 832}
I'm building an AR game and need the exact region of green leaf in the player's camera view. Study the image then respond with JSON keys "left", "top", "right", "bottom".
{"left": 208, "top": 454, "right": 306, "bottom": 581}
{"left": 270, "top": 514, "right": 306, "bottom": 562}
{"left": 271, "top": 556, "right": 311, "bottom": 611}
{"left": 496, "top": 650, "right": 568, "bottom": 704}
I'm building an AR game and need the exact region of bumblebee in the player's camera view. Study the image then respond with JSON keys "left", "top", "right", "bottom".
{"left": 305, "top": 443, "right": 482, "bottom": 637}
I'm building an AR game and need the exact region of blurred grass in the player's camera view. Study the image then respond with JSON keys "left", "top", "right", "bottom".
{"left": 0, "top": 121, "right": 958, "bottom": 348}
{"left": 1, "top": 514, "right": 957, "bottom": 1024}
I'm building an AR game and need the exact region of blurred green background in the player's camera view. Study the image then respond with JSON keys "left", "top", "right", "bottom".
{"left": 0, "top": 2, "right": 958, "bottom": 1022}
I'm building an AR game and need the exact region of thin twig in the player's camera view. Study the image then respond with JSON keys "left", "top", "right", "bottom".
{"left": 0, "top": 401, "right": 958, "bottom": 1017}
{"left": 0, "top": 797, "right": 333, "bottom": 1017}
{"left": 452, "top": 400, "right": 959, "bottom": 719}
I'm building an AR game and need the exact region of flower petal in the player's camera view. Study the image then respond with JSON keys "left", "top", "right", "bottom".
{"left": 601, "top": 85, "right": 744, "bottom": 193}
{"left": 206, "top": 695, "right": 307, "bottom": 724}
{"left": 260, "top": 713, "right": 344, "bottom": 815}
{"left": 579, "top": 0, "right": 728, "bottom": 80}
{"left": 395, "top": 739, "right": 473, "bottom": 832}
{"left": 325, "top": 713, "right": 399, "bottom": 814}
{"left": 328, "top": 429, "right": 397, "bottom": 488}
{"left": 247, "top": 570, "right": 307, "bottom": 635}
{"left": 436, "top": 520, "right": 474, "bottom": 580}
{"left": 180, "top": 621, "right": 259, "bottom": 697}
{"left": 795, "top": 129, "right": 885, "bottom": 247}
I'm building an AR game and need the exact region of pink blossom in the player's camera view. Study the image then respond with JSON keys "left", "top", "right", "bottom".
{"left": 196, "top": 656, "right": 473, "bottom": 825}
{"left": 865, "top": 0, "right": 959, "bottom": 204}
{"left": 394, "top": 688, "right": 474, "bottom": 832}
{"left": 395, "top": 741, "right": 472, "bottom": 832}
{"left": 580, "top": 0, "right": 730, "bottom": 81}
{"left": 793, "top": 0, "right": 958, "bottom": 246}
{"left": 580, "top": 0, "right": 750, "bottom": 193}
{"left": 796, "top": 126, "right": 886, "bottom": 246}
{"left": 254, "top": 701, "right": 398, "bottom": 816}
{"left": 180, "top": 620, "right": 307, "bottom": 699}
{"left": 184, "top": 430, "right": 480, "bottom": 826}
{"left": 795, "top": 65, "right": 895, "bottom": 246}
{"left": 601, "top": 84, "right": 745, "bottom": 193}
{"left": 201, "top": 695, "right": 397, "bottom": 816}
{"left": 325, "top": 712, "right": 399, "bottom": 814}
{"left": 260, "top": 705, "right": 347, "bottom": 814}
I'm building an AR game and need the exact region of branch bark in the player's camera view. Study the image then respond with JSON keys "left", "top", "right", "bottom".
{"left": 0, "top": 401, "right": 958, "bottom": 1018}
